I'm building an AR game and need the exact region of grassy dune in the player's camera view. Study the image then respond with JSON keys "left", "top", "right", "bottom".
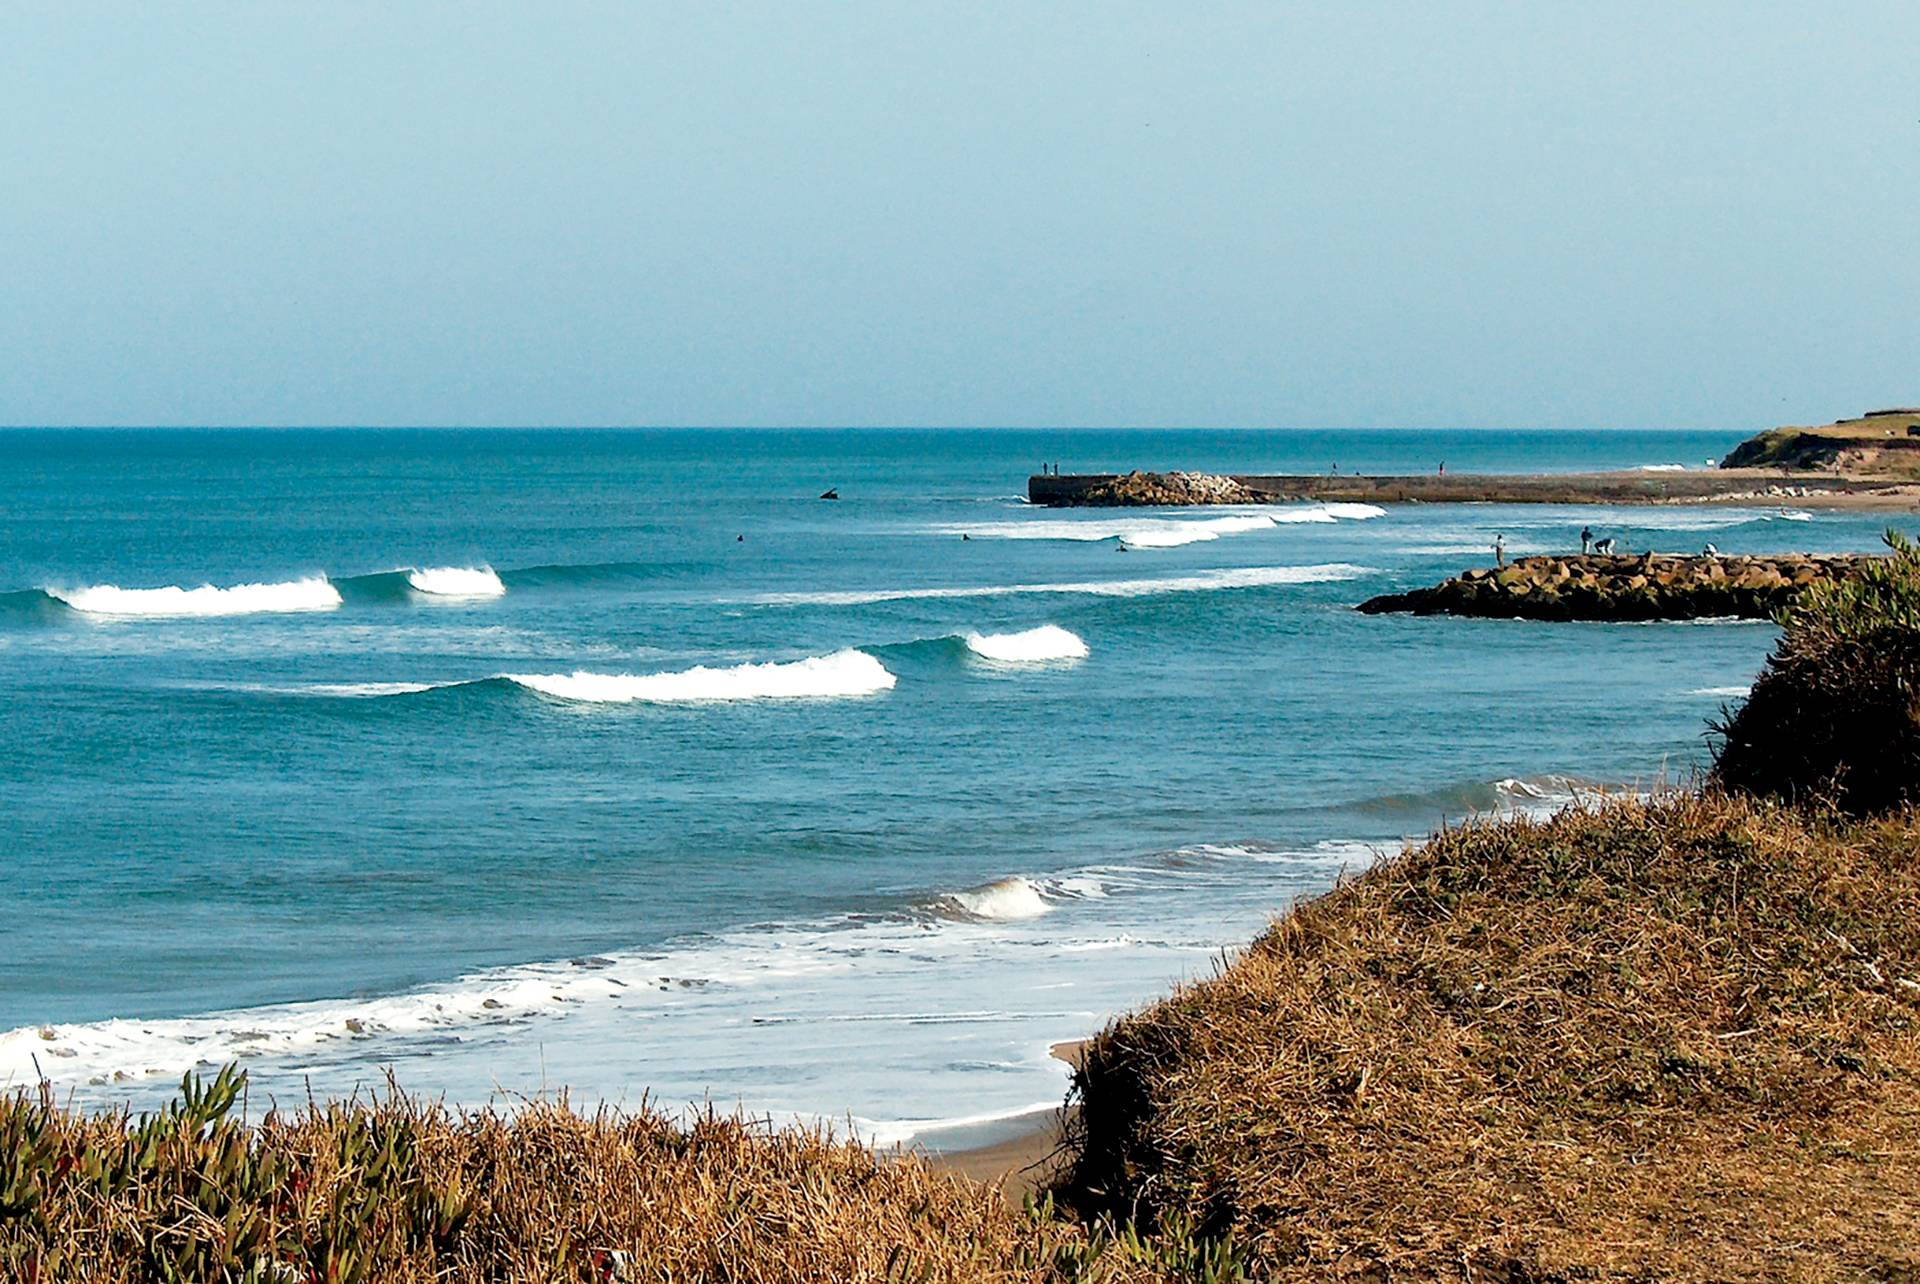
{"left": 1060, "top": 795, "right": 1920, "bottom": 1279}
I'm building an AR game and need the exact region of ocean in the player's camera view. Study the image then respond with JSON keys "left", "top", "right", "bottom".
{"left": 0, "top": 427, "right": 1885, "bottom": 1144}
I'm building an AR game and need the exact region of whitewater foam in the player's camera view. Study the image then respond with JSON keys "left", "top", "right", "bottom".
{"left": 750, "top": 563, "right": 1372, "bottom": 606}
{"left": 0, "top": 957, "right": 643, "bottom": 1092}
{"left": 1689, "top": 685, "right": 1752, "bottom": 698}
{"left": 961, "top": 625, "right": 1088, "bottom": 664}
{"left": 49, "top": 577, "right": 343, "bottom": 617}
{"left": 406, "top": 566, "right": 506, "bottom": 598}
{"left": 504, "top": 649, "right": 897, "bottom": 703}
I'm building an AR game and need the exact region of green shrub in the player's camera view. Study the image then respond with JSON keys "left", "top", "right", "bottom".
{"left": 1711, "top": 529, "right": 1920, "bottom": 814}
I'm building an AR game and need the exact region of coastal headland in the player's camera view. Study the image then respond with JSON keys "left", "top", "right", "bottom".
{"left": 1358, "top": 552, "right": 1872, "bottom": 621}
{"left": 1029, "top": 409, "right": 1920, "bottom": 510}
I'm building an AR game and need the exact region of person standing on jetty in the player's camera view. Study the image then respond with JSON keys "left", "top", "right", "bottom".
{"left": 1581, "top": 525, "right": 1593, "bottom": 555}
{"left": 1494, "top": 534, "right": 1506, "bottom": 567}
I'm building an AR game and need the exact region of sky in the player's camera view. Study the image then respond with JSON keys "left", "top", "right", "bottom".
{"left": 1, "top": 2, "right": 1915, "bottom": 430}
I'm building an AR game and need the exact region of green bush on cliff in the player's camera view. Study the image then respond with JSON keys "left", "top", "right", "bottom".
{"left": 1711, "top": 528, "right": 1920, "bottom": 814}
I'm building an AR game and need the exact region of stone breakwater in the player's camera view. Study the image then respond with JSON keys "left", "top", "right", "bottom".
{"left": 1046, "top": 470, "right": 1257, "bottom": 506}
{"left": 1357, "top": 553, "right": 1874, "bottom": 622}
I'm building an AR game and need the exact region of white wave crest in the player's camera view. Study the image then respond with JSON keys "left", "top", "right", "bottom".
{"left": 942, "top": 876, "right": 1053, "bottom": 921}
{"left": 50, "top": 577, "right": 342, "bottom": 618}
{"left": 1119, "top": 515, "right": 1283, "bottom": 548}
{"left": 1638, "top": 463, "right": 1689, "bottom": 472}
{"left": 505, "top": 649, "right": 896, "bottom": 704}
{"left": 942, "top": 504, "right": 1383, "bottom": 548}
{"left": 406, "top": 566, "right": 506, "bottom": 598}
{"left": 750, "top": 563, "right": 1371, "bottom": 606}
{"left": 962, "top": 625, "right": 1088, "bottom": 663}
{"left": 1689, "top": 685, "right": 1751, "bottom": 698}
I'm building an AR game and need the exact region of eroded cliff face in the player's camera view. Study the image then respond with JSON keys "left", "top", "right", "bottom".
{"left": 1359, "top": 553, "right": 1871, "bottom": 621}
{"left": 1722, "top": 410, "right": 1920, "bottom": 476}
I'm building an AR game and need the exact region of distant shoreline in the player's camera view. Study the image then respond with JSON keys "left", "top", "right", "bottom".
{"left": 1028, "top": 468, "right": 1920, "bottom": 510}
{"left": 1030, "top": 410, "right": 1920, "bottom": 511}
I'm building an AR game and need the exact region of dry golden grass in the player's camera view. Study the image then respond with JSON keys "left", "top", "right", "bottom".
{"left": 0, "top": 1080, "right": 1248, "bottom": 1282}
{"left": 1059, "top": 794, "right": 1920, "bottom": 1281}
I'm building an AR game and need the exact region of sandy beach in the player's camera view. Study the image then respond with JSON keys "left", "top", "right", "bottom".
{"left": 926, "top": 1041, "right": 1087, "bottom": 1200}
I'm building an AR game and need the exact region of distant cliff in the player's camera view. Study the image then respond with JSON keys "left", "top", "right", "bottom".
{"left": 1721, "top": 409, "right": 1920, "bottom": 475}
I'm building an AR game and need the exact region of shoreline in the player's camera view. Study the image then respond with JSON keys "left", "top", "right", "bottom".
{"left": 922, "top": 1040, "right": 1087, "bottom": 1200}
{"left": 1028, "top": 469, "right": 1920, "bottom": 511}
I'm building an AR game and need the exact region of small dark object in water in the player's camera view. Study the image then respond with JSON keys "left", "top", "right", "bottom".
{"left": 819, "top": 488, "right": 839, "bottom": 500}
{"left": 736, "top": 534, "right": 744, "bottom": 542}
{"left": 961, "top": 533, "right": 970, "bottom": 541}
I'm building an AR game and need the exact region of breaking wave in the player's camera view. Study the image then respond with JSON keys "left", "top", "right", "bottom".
{"left": 504, "top": 649, "right": 896, "bottom": 704}
{"left": 936, "top": 876, "right": 1054, "bottom": 921}
{"left": 942, "top": 505, "right": 1385, "bottom": 550}
{"left": 406, "top": 566, "right": 506, "bottom": 598}
{"left": 749, "top": 563, "right": 1372, "bottom": 606}
{"left": 1347, "top": 773, "right": 1598, "bottom": 824}
{"left": 0, "top": 589, "right": 68, "bottom": 626}
{"left": 960, "top": 625, "right": 1088, "bottom": 664}
{"left": 47, "top": 577, "right": 342, "bottom": 618}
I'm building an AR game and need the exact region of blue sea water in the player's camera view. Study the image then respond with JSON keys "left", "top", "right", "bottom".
{"left": 0, "top": 428, "right": 1892, "bottom": 1141}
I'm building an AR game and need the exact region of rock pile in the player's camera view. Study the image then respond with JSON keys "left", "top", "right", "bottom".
{"left": 1070, "top": 470, "right": 1256, "bottom": 506}
{"left": 1358, "top": 553, "right": 1872, "bottom": 622}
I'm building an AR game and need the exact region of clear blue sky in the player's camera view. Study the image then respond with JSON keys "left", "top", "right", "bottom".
{"left": 2, "top": 3, "right": 1914, "bottom": 429}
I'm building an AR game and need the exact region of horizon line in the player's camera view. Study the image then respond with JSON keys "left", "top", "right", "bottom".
{"left": 0, "top": 421, "right": 1757, "bottom": 433}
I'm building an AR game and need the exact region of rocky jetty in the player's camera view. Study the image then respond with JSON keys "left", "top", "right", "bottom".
{"left": 1056, "top": 470, "right": 1256, "bottom": 506}
{"left": 1358, "top": 553, "right": 1873, "bottom": 622}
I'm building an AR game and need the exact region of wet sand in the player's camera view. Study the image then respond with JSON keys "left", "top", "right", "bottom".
{"left": 926, "top": 1041, "right": 1087, "bottom": 1201}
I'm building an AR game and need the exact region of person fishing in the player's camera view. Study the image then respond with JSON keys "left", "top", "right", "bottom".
{"left": 1580, "top": 525, "right": 1593, "bottom": 555}
{"left": 1494, "top": 534, "right": 1506, "bottom": 567}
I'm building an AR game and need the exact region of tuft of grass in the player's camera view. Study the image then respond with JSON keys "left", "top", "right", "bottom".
{"left": 1712, "top": 528, "right": 1920, "bottom": 815}
{"left": 1056, "top": 794, "right": 1920, "bottom": 1280}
